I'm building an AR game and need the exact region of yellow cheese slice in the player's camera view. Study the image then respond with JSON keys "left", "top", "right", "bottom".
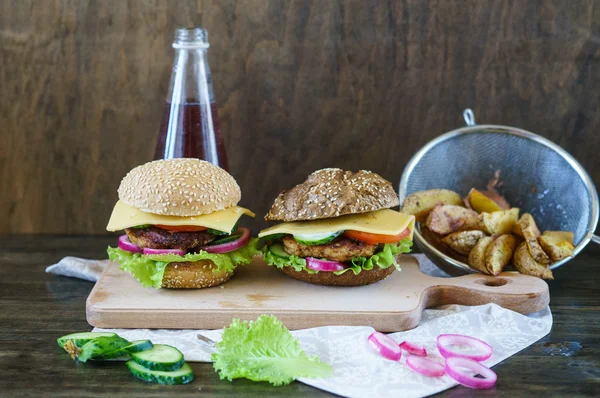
{"left": 106, "top": 200, "right": 255, "bottom": 232}
{"left": 258, "top": 209, "right": 415, "bottom": 239}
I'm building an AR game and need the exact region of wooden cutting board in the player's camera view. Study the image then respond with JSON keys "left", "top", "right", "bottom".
{"left": 86, "top": 255, "right": 549, "bottom": 332}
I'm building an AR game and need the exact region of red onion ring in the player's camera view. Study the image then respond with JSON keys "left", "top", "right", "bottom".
{"left": 437, "top": 334, "right": 493, "bottom": 362}
{"left": 306, "top": 257, "right": 347, "bottom": 272}
{"left": 203, "top": 228, "right": 251, "bottom": 254}
{"left": 399, "top": 341, "right": 427, "bottom": 356}
{"left": 445, "top": 357, "right": 497, "bottom": 389}
{"left": 367, "top": 332, "right": 401, "bottom": 361}
{"left": 406, "top": 356, "right": 445, "bottom": 377}
{"left": 142, "top": 248, "right": 186, "bottom": 256}
{"left": 118, "top": 234, "right": 143, "bottom": 254}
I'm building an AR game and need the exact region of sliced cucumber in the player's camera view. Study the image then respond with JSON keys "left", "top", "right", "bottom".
{"left": 269, "top": 243, "right": 290, "bottom": 259}
{"left": 127, "top": 360, "right": 194, "bottom": 385}
{"left": 210, "top": 233, "right": 242, "bottom": 245}
{"left": 130, "top": 344, "right": 185, "bottom": 371}
{"left": 207, "top": 222, "right": 238, "bottom": 236}
{"left": 78, "top": 336, "right": 130, "bottom": 362}
{"left": 96, "top": 339, "right": 156, "bottom": 360}
{"left": 293, "top": 231, "right": 343, "bottom": 245}
{"left": 259, "top": 233, "right": 287, "bottom": 242}
{"left": 125, "top": 340, "right": 154, "bottom": 354}
{"left": 206, "top": 228, "right": 228, "bottom": 236}
{"left": 57, "top": 332, "right": 117, "bottom": 349}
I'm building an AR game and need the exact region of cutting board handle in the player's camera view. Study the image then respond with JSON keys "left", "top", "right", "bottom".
{"left": 421, "top": 272, "right": 550, "bottom": 314}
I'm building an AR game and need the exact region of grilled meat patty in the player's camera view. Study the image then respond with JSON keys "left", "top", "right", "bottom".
{"left": 125, "top": 226, "right": 216, "bottom": 250}
{"left": 282, "top": 235, "right": 377, "bottom": 262}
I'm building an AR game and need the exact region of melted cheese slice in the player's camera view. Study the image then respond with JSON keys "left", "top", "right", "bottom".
{"left": 258, "top": 209, "right": 415, "bottom": 239}
{"left": 106, "top": 200, "right": 255, "bottom": 232}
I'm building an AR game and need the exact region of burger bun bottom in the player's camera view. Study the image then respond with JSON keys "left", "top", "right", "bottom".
{"left": 161, "top": 259, "right": 232, "bottom": 289}
{"left": 277, "top": 265, "right": 394, "bottom": 286}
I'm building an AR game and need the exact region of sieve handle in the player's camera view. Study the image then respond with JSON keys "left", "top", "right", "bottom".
{"left": 463, "top": 108, "right": 476, "bottom": 126}
{"left": 592, "top": 234, "right": 600, "bottom": 244}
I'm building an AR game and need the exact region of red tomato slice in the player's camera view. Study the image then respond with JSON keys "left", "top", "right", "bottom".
{"left": 155, "top": 225, "right": 208, "bottom": 232}
{"left": 344, "top": 227, "right": 411, "bottom": 244}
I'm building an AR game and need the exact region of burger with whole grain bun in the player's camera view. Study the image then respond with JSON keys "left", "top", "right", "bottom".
{"left": 106, "top": 158, "right": 257, "bottom": 289}
{"left": 259, "top": 168, "right": 415, "bottom": 286}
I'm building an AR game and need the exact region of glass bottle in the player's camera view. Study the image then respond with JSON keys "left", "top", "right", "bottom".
{"left": 154, "top": 28, "right": 229, "bottom": 171}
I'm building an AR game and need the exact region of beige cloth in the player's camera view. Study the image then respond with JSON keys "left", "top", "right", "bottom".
{"left": 45, "top": 256, "right": 110, "bottom": 282}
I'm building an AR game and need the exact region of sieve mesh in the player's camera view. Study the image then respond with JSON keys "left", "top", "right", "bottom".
{"left": 399, "top": 122, "right": 599, "bottom": 273}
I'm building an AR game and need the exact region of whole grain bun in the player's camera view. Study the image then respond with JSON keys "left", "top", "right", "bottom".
{"left": 118, "top": 158, "right": 241, "bottom": 216}
{"left": 278, "top": 265, "right": 394, "bottom": 286}
{"left": 265, "top": 168, "right": 399, "bottom": 221}
{"left": 161, "top": 259, "right": 233, "bottom": 289}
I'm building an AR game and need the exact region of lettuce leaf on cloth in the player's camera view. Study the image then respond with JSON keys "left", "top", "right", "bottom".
{"left": 262, "top": 239, "right": 412, "bottom": 275}
{"left": 107, "top": 238, "right": 258, "bottom": 289}
{"left": 212, "top": 314, "right": 332, "bottom": 386}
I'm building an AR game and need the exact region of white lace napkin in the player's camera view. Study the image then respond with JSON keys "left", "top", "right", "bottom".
{"left": 46, "top": 256, "right": 110, "bottom": 282}
{"left": 95, "top": 303, "right": 552, "bottom": 398}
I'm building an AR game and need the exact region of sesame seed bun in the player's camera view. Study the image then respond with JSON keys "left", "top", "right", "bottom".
{"left": 277, "top": 265, "right": 395, "bottom": 286}
{"left": 118, "top": 159, "right": 241, "bottom": 217}
{"left": 161, "top": 259, "right": 233, "bottom": 289}
{"left": 265, "top": 168, "right": 399, "bottom": 222}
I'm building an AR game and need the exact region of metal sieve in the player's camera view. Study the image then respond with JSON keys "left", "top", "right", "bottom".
{"left": 399, "top": 109, "right": 599, "bottom": 276}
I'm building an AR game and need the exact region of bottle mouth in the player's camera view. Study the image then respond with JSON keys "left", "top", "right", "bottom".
{"left": 173, "top": 28, "right": 209, "bottom": 49}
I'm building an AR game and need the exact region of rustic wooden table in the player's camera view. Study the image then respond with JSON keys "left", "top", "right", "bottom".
{"left": 1, "top": 235, "right": 599, "bottom": 397}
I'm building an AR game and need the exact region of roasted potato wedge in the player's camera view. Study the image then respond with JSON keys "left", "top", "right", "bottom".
{"left": 401, "top": 189, "right": 463, "bottom": 222}
{"left": 468, "top": 236, "right": 494, "bottom": 274}
{"left": 513, "top": 242, "right": 554, "bottom": 280}
{"left": 420, "top": 226, "right": 469, "bottom": 263}
{"left": 478, "top": 208, "right": 519, "bottom": 236}
{"left": 426, "top": 205, "right": 480, "bottom": 235}
{"left": 513, "top": 213, "right": 550, "bottom": 265}
{"left": 484, "top": 234, "right": 517, "bottom": 275}
{"left": 442, "top": 230, "right": 487, "bottom": 255}
{"left": 466, "top": 188, "right": 503, "bottom": 213}
{"left": 512, "top": 213, "right": 540, "bottom": 238}
{"left": 542, "top": 230, "right": 574, "bottom": 245}
{"left": 539, "top": 232, "right": 575, "bottom": 261}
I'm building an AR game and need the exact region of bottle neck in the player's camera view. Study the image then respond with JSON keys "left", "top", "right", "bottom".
{"left": 173, "top": 41, "right": 210, "bottom": 50}
{"left": 166, "top": 47, "right": 215, "bottom": 105}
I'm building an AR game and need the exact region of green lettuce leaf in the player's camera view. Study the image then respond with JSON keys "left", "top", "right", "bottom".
{"left": 348, "top": 239, "right": 413, "bottom": 274}
{"left": 107, "top": 238, "right": 259, "bottom": 289}
{"left": 262, "top": 239, "right": 412, "bottom": 275}
{"left": 212, "top": 314, "right": 332, "bottom": 386}
{"left": 262, "top": 248, "right": 315, "bottom": 273}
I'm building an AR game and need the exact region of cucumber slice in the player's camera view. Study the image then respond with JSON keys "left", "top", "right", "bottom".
{"left": 259, "top": 233, "right": 286, "bottom": 242}
{"left": 293, "top": 231, "right": 343, "bottom": 245}
{"left": 125, "top": 340, "right": 154, "bottom": 354}
{"left": 130, "top": 344, "right": 185, "bottom": 371}
{"left": 57, "top": 332, "right": 117, "bottom": 349}
{"left": 207, "top": 222, "right": 238, "bottom": 236}
{"left": 210, "top": 233, "right": 242, "bottom": 245}
{"left": 269, "top": 243, "right": 290, "bottom": 259}
{"left": 206, "top": 228, "right": 228, "bottom": 236}
{"left": 78, "top": 336, "right": 130, "bottom": 362}
{"left": 97, "top": 339, "right": 156, "bottom": 359}
{"left": 127, "top": 360, "right": 194, "bottom": 385}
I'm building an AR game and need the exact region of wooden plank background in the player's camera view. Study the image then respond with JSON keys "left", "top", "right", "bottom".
{"left": 1, "top": 0, "right": 599, "bottom": 234}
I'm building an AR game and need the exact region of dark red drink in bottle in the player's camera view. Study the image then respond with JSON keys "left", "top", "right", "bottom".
{"left": 154, "top": 28, "right": 229, "bottom": 171}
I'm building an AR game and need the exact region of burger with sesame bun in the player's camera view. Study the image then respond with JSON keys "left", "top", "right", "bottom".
{"left": 106, "top": 158, "right": 258, "bottom": 289}
{"left": 259, "top": 169, "right": 415, "bottom": 286}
